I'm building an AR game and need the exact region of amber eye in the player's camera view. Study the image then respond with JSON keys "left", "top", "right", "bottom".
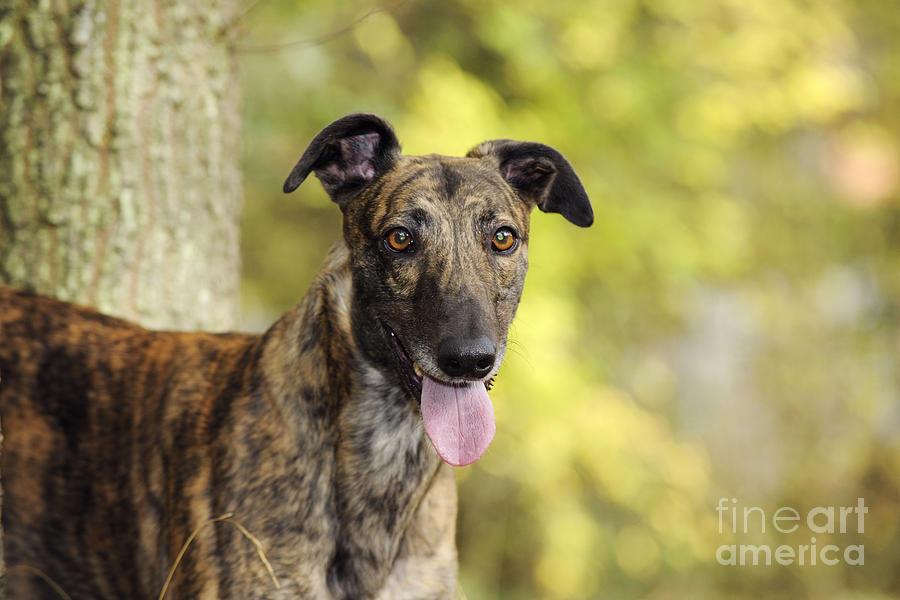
{"left": 384, "top": 227, "right": 413, "bottom": 252}
{"left": 491, "top": 227, "right": 517, "bottom": 252}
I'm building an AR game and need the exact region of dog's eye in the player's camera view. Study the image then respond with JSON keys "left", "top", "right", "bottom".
{"left": 384, "top": 227, "right": 414, "bottom": 252}
{"left": 491, "top": 227, "right": 517, "bottom": 252}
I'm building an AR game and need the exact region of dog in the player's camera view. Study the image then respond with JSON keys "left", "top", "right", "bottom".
{"left": 0, "top": 113, "right": 592, "bottom": 599}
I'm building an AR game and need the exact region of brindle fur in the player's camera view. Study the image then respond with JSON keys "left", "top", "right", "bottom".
{"left": 0, "top": 113, "right": 591, "bottom": 599}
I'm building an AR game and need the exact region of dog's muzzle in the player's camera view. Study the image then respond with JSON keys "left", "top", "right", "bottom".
{"left": 382, "top": 322, "right": 496, "bottom": 466}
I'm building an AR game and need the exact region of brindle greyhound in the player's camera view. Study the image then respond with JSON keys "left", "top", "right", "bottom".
{"left": 0, "top": 113, "right": 592, "bottom": 599}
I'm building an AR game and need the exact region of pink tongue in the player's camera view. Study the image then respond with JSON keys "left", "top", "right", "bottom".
{"left": 421, "top": 376, "right": 496, "bottom": 467}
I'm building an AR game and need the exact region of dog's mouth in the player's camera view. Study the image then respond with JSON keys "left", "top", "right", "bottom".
{"left": 383, "top": 323, "right": 425, "bottom": 398}
{"left": 382, "top": 322, "right": 497, "bottom": 467}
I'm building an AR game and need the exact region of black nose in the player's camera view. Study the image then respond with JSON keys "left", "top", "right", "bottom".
{"left": 437, "top": 336, "right": 496, "bottom": 379}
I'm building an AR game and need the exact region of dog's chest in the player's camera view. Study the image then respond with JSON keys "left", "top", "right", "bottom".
{"left": 321, "top": 365, "right": 444, "bottom": 597}
{"left": 346, "top": 366, "right": 429, "bottom": 472}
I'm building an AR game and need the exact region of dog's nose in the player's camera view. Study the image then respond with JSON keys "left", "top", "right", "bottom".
{"left": 437, "top": 336, "right": 496, "bottom": 379}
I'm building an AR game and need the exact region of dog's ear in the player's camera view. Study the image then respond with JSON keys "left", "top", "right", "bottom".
{"left": 283, "top": 113, "right": 401, "bottom": 208}
{"left": 467, "top": 140, "right": 593, "bottom": 227}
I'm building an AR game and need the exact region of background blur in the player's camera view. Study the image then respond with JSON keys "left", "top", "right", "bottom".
{"left": 236, "top": 1, "right": 900, "bottom": 598}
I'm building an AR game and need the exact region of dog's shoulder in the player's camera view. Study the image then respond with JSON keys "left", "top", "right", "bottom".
{"left": 0, "top": 286, "right": 140, "bottom": 374}
{"left": 0, "top": 285, "right": 137, "bottom": 331}
{"left": 0, "top": 285, "right": 254, "bottom": 345}
{"left": 0, "top": 286, "right": 257, "bottom": 408}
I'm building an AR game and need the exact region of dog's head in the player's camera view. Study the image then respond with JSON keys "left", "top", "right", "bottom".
{"left": 284, "top": 113, "right": 592, "bottom": 466}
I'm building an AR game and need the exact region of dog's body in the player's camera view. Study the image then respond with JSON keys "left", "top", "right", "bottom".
{"left": 0, "top": 114, "right": 591, "bottom": 599}
{"left": 1, "top": 248, "right": 457, "bottom": 599}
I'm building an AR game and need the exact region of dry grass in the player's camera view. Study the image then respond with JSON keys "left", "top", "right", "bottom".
{"left": 158, "top": 512, "right": 280, "bottom": 599}
{"left": 9, "top": 512, "right": 280, "bottom": 600}
{"left": 7, "top": 564, "right": 73, "bottom": 600}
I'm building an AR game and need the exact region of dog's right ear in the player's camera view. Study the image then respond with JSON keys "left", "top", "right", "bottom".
{"left": 283, "top": 113, "right": 401, "bottom": 208}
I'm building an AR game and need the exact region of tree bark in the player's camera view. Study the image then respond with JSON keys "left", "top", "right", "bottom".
{"left": 0, "top": 1, "right": 243, "bottom": 596}
{"left": 0, "top": 0, "right": 243, "bottom": 331}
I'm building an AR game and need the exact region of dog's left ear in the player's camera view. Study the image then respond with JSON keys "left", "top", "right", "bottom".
{"left": 283, "top": 113, "right": 401, "bottom": 209}
{"left": 467, "top": 140, "right": 593, "bottom": 227}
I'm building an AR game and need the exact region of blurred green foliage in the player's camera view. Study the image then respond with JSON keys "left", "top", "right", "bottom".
{"left": 237, "top": 1, "right": 900, "bottom": 598}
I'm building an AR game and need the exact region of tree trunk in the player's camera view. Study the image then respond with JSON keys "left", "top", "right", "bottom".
{"left": 0, "top": 1, "right": 243, "bottom": 596}
{"left": 0, "top": 0, "right": 243, "bottom": 331}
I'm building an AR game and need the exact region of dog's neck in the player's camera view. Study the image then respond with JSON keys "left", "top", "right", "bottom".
{"left": 257, "top": 241, "right": 443, "bottom": 597}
